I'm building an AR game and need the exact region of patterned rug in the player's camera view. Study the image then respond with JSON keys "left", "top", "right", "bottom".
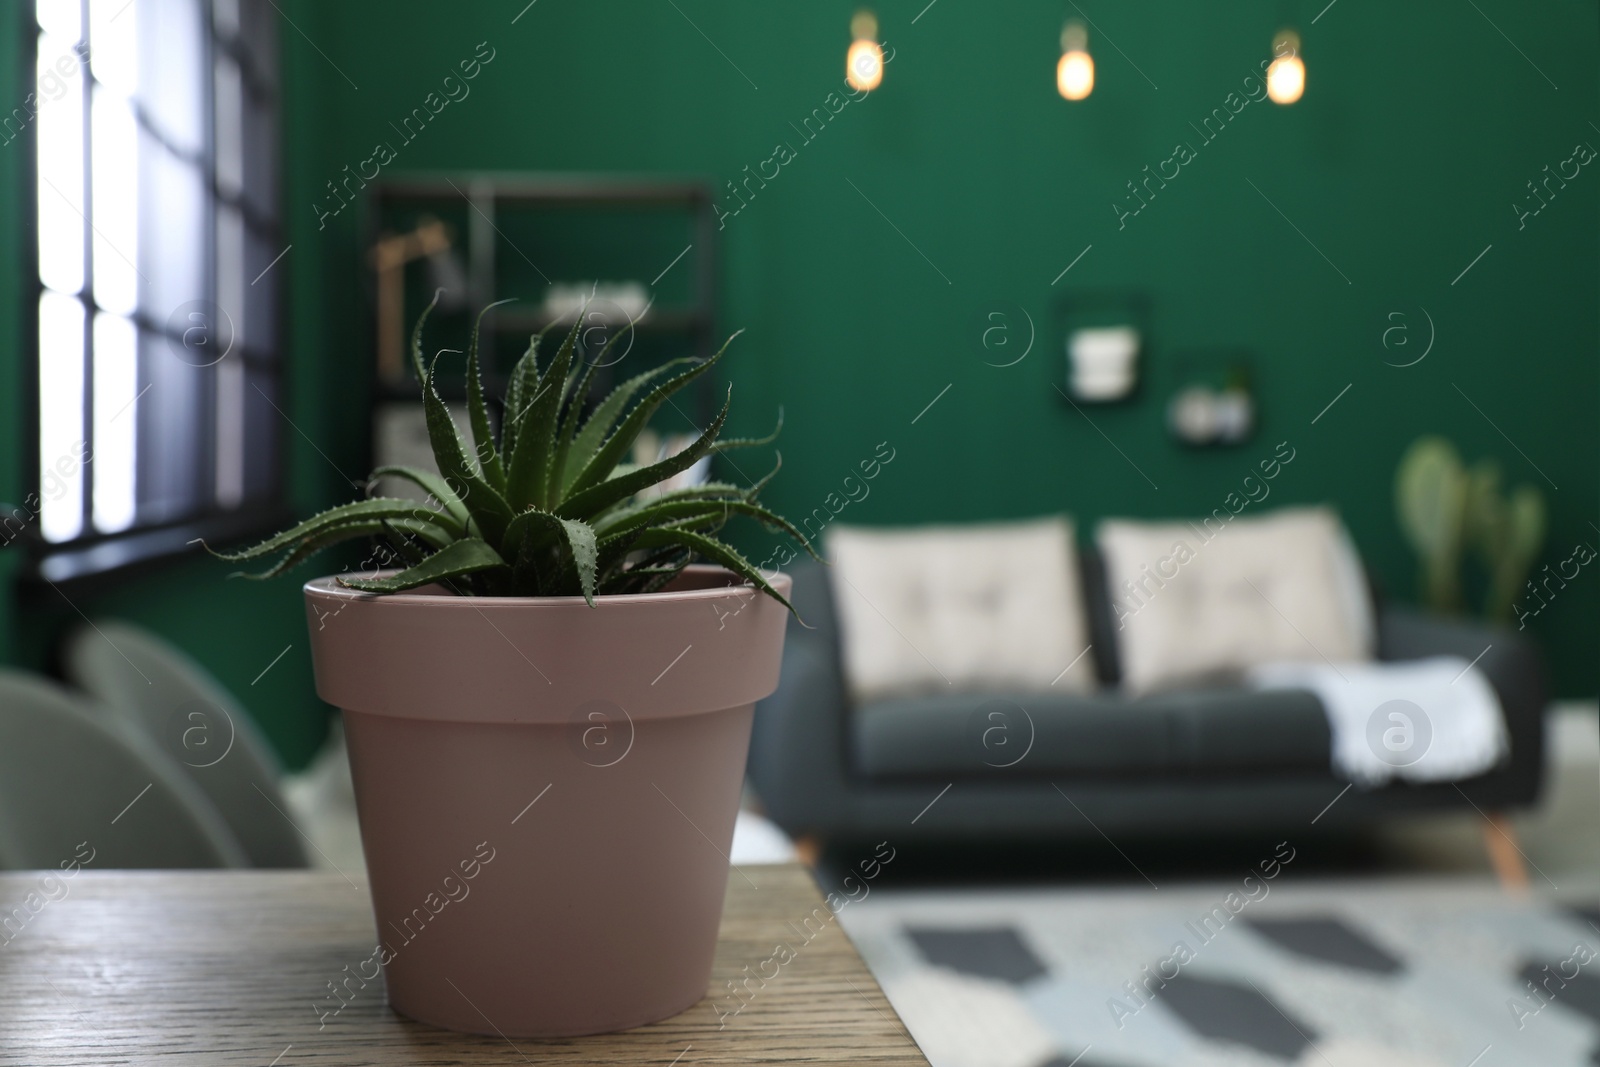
{"left": 840, "top": 875, "right": 1600, "bottom": 1067}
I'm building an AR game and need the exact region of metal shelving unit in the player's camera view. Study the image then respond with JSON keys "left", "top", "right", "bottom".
{"left": 366, "top": 174, "right": 719, "bottom": 422}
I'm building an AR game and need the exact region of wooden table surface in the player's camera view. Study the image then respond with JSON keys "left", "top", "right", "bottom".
{"left": 0, "top": 863, "right": 927, "bottom": 1066}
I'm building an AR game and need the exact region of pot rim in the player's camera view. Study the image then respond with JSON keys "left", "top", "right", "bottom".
{"left": 302, "top": 563, "right": 793, "bottom": 722}
{"left": 302, "top": 563, "right": 788, "bottom": 610}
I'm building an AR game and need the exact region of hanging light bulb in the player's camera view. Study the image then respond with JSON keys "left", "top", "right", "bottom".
{"left": 1266, "top": 29, "right": 1304, "bottom": 104}
{"left": 846, "top": 10, "right": 884, "bottom": 92}
{"left": 1057, "top": 20, "right": 1093, "bottom": 100}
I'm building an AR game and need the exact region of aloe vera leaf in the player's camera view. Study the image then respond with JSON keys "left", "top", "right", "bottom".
{"left": 205, "top": 498, "right": 462, "bottom": 562}
{"left": 628, "top": 526, "right": 792, "bottom": 613}
{"left": 423, "top": 355, "right": 514, "bottom": 544}
{"left": 557, "top": 389, "right": 729, "bottom": 521}
{"left": 368, "top": 465, "right": 470, "bottom": 527}
{"left": 465, "top": 298, "right": 517, "bottom": 490}
{"left": 506, "top": 315, "right": 583, "bottom": 511}
{"left": 337, "top": 537, "right": 509, "bottom": 594}
{"left": 563, "top": 331, "right": 740, "bottom": 500}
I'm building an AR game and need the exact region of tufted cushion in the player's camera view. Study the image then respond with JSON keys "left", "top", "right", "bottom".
{"left": 1096, "top": 506, "right": 1375, "bottom": 694}
{"left": 826, "top": 518, "right": 1094, "bottom": 703}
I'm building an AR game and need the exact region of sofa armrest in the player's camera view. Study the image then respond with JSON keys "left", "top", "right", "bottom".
{"left": 747, "top": 634, "right": 855, "bottom": 835}
{"left": 1377, "top": 605, "right": 1547, "bottom": 802}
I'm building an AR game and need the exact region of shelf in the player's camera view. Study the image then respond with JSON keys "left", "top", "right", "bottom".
{"left": 491, "top": 308, "right": 710, "bottom": 336}
{"left": 367, "top": 173, "right": 721, "bottom": 428}
{"left": 372, "top": 172, "right": 714, "bottom": 207}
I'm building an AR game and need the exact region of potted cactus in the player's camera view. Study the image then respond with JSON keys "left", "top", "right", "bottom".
{"left": 213, "top": 295, "right": 807, "bottom": 1036}
{"left": 1395, "top": 435, "right": 1545, "bottom": 624}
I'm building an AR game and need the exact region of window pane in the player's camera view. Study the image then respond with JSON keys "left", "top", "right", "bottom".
{"left": 217, "top": 204, "right": 245, "bottom": 347}
{"left": 33, "top": 34, "right": 87, "bottom": 117}
{"left": 241, "top": 74, "right": 277, "bottom": 220}
{"left": 92, "top": 312, "right": 138, "bottom": 532}
{"left": 139, "top": 125, "right": 205, "bottom": 326}
{"left": 214, "top": 53, "right": 242, "bottom": 199}
{"left": 39, "top": 290, "right": 86, "bottom": 542}
{"left": 135, "top": 0, "right": 203, "bottom": 155}
{"left": 91, "top": 87, "right": 139, "bottom": 316}
{"left": 237, "top": 0, "right": 278, "bottom": 82}
{"left": 37, "top": 0, "right": 280, "bottom": 542}
{"left": 36, "top": 31, "right": 84, "bottom": 295}
{"left": 215, "top": 357, "right": 244, "bottom": 507}
{"left": 36, "top": 0, "right": 80, "bottom": 40}
{"left": 135, "top": 328, "right": 204, "bottom": 524}
{"left": 213, "top": 0, "right": 240, "bottom": 38}
{"left": 87, "top": 0, "right": 138, "bottom": 99}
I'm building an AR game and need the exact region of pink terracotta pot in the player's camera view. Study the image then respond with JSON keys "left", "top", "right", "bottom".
{"left": 303, "top": 566, "right": 791, "bottom": 1037}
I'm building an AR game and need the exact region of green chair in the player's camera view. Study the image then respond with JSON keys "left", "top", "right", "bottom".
{"left": 63, "top": 622, "right": 308, "bottom": 868}
{"left": 0, "top": 670, "right": 247, "bottom": 869}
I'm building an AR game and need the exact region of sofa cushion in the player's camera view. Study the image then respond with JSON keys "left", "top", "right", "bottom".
{"left": 827, "top": 517, "right": 1094, "bottom": 702}
{"left": 1096, "top": 507, "right": 1375, "bottom": 694}
{"left": 850, "top": 687, "right": 1330, "bottom": 780}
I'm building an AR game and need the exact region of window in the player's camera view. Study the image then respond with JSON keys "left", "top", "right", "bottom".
{"left": 31, "top": 0, "right": 281, "bottom": 549}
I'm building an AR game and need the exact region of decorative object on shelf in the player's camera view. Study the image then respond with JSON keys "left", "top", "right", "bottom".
{"left": 1267, "top": 29, "right": 1305, "bottom": 104}
{"left": 369, "top": 216, "right": 467, "bottom": 385}
{"left": 1056, "top": 290, "right": 1148, "bottom": 404}
{"left": 1056, "top": 19, "right": 1093, "bottom": 100}
{"left": 1165, "top": 355, "right": 1255, "bottom": 446}
{"left": 1068, "top": 326, "right": 1138, "bottom": 400}
{"left": 1395, "top": 435, "right": 1546, "bottom": 623}
{"left": 847, "top": 9, "right": 884, "bottom": 92}
{"left": 207, "top": 296, "right": 811, "bottom": 1037}
{"left": 541, "top": 280, "right": 650, "bottom": 325}
{"left": 1167, "top": 383, "right": 1254, "bottom": 445}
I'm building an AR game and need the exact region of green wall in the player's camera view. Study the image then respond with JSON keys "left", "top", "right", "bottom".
{"left": 281, "top": 0, "right": 1597, "bottom": 697}
{"left": 2, "top": 0, "right": 1595, "bottom": 769}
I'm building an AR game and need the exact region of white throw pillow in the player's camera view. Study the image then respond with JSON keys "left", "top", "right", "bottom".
{"left": 827, "top": 517, "right": 1094, "bottom": 703}
{"left": 1097, "top": 506, "right": 1375, "bottom": 694}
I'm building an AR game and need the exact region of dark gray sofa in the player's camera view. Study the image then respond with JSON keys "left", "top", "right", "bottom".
{"left": 747, "top": 555, "right": 1547, "bottom": 842}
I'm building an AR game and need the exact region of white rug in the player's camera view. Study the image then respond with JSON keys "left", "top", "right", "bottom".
{"left": 840, "top": 877, "right": 1600, "bottom": 1067}
{"left": 835, "top": 706, "right": 1600, "bottom": 1067}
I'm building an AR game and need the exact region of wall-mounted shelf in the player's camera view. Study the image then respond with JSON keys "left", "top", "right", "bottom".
{"left": 366, "top": 173, "right": 720, "bottom": 422}
{"left": 490, "top": 308, "right": 710, "bottom": 337}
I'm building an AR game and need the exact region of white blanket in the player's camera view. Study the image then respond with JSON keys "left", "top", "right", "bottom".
{"left": 1247, "top": 656, "right": 1509, "bottom": 786}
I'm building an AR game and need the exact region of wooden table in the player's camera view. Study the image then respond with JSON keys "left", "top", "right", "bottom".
{"left": 0, "top": 863, "right": 928, "bottom": 1065}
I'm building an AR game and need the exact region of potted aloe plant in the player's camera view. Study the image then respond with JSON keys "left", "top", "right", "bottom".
{"left": 213, "top": 295, "right": 807, "bottom": 1037}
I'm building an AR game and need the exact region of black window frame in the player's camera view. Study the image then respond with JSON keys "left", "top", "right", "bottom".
{"left": 18, "top": 0, "right": 289, "bottom": 586}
